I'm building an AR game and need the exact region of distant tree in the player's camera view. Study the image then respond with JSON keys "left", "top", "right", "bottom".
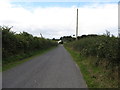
{"left": 52, "top": 38, "right": 55, "bottom": 40}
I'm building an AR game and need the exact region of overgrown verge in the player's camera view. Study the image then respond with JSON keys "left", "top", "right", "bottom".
{"left": 3, "top": 46, "right": 56, "bottom": 71}
{"left": 64, "top": 35, "right": 119, "bottom": 88}
{"left": 1, "top": 26, "right": 58, "bottom": 71}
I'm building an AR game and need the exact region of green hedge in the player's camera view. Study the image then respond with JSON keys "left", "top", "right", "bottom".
{"left": 66, "top": 35, "right": 119, "bottom": 67}
{"left": 1, "top": 26, "right": 58, "bottom": 64}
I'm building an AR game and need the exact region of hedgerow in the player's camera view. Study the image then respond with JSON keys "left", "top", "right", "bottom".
{"left": 66, "top": 34, "right": 119, "bottom": 67}
{"left": 1, "top": 26, "right": 58, "bottom": 64}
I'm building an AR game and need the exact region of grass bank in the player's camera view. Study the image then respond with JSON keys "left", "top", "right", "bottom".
{"left": 3, "top": 46, "right": 57, "bottom": 71}
{"left": 65, "top": 46, "right": 118, "bottom": 88}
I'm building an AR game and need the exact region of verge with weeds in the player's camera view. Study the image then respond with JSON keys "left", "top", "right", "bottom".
{"left": 64, "top": 34, "right": 118, "bottom": 88}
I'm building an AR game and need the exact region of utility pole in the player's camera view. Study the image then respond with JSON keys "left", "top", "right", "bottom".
{"left": 118, "top": 1, "right": 120, "bottom": 37}
{"left": 40, "top": 33, "right": 43, "bottom": 38}
{"left": 76, "top": 8, "right": 78, "bottom": 40}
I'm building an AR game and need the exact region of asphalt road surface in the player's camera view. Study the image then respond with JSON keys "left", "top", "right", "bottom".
{"left": 3, "top": 45, "right": 87, "bottom": 88}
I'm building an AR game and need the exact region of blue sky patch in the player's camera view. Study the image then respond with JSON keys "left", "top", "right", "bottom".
{"left": 11, "top": 2, "right": 117, "bottom": 9}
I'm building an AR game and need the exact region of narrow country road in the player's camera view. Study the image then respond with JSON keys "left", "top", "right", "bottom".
{"left": 3, "top": 45, "right": 87, "bottom": 88}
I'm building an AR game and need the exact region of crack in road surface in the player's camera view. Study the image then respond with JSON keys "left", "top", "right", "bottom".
{"left": 3, "top": 45, "right": 87, "bottom": 88}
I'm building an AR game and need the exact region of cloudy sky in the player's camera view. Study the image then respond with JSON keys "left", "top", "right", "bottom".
{"left": 0, "top": 0, "right": 118, "bottom": 39}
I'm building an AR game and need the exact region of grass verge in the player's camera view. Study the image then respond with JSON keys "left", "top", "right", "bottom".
{"left": 64, "top": 46, "right": 118, "bottom": 88}
{"left": 3, "top": 46, "right": 57, "bottom": 72}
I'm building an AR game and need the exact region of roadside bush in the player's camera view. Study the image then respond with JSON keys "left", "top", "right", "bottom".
{"left": 2, "top": 26, "right": 58, "bottom": 64}
{"left": 66, "top": 34, "right": 118, "bottom": 67}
